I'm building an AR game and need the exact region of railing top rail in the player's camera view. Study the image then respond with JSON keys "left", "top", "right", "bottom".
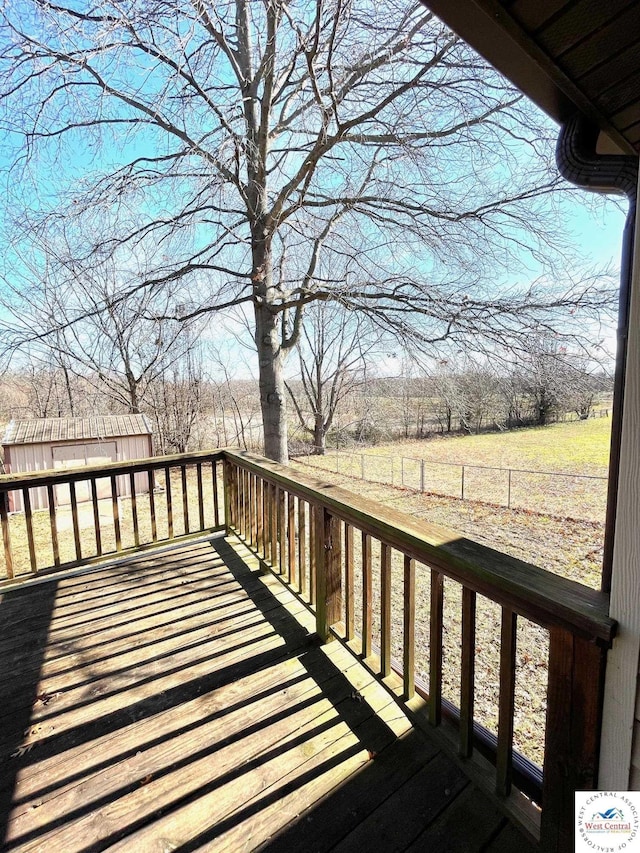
{"left": 0, "top": 448, "right": 226, "bottom": 490}
{"left": 226, "top": 450, "right": 615, "bottom": 645}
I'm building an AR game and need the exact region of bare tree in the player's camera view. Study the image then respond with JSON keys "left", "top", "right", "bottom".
{"left": 147, "top": 348, "right": 204, "bottom": 454}
{"left": 5, "top": 252, "right": 204, "bottom": 416}
{"left": 285, "top": 302, "right": 375, "bottom": 453}
{"left": 0, "top": 1, "right": 616, "bottom": 461}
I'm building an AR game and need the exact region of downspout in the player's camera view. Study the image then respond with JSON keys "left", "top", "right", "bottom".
{"left": 556, "top": 114, "right": 638, "bottom": 594}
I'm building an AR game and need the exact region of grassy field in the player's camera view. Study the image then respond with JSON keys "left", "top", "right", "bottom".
{"left": 301, "top": 417, "right": 611, "bottom": 522}
{"left": 367, "top": 415, "right": 611, "bottom": 473}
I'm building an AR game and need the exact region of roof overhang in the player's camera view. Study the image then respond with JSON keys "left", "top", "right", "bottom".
{"left": 423, "top": 0, "right": 639, "bottom": 156}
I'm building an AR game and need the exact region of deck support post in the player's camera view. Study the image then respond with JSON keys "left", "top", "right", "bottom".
{"left": 315, "top": 507, "right": 342, "bottom": 643}
{"left": 540, "top": 629, "right": 608, "bottom": 852}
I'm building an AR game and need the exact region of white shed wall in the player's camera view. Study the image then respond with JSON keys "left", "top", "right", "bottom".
{"left": 6, "top": 442, "right": 51, "bottom": 512}
{"left": 6, "top": 434, "right": 153, "bottom": 513}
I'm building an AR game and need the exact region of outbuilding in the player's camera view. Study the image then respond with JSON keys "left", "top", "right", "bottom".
{"left": 1, "top": 415, "right": 154, "bottom": 512}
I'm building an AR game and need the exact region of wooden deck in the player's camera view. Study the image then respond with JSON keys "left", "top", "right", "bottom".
{"left": 0, "top": 536, "right": 537, "bottom": 852}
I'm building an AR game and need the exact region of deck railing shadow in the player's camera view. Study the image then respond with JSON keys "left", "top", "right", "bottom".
{"left": 0, "top": 579, "right": 59, "bottom": 845}
{"left": 1, "top": 534, "right": 455, "bottom": 851}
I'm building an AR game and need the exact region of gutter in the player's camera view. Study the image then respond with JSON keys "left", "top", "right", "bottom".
{"left": 556, "top": 114, "right": 638, "bottom": 593}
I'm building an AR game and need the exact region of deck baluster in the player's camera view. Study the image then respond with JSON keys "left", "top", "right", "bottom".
{"left": 381, "top": 542, "right": 392, "bottom": 677}
{"left": 429, "top": 569, "right": 444, "bottom": 726}
{"left": 110, "top": 475, "right": 121, "bottom": 551}
{"left": 496, "top": 608, "right": 517, "bottom": 796}
{"left": 362, "top": 531, "right": 372, "bottom": 658}
{"left": 165, "top": 467, "right": 174, "bottom": 539}
{"left": 148, "top": 470, "right": 157, "bottom": 542}
{"left": 403, "top": 555, "right": 415, "bottom": 699}
{"left": 69, "top": 481, "right": 82, "bottom": 560}
{"left": 47, "top": 483, "right": 60, "bottom": 566}
{"left": 23, "top": 488, "right": 37, "bottom": 573}
{"left": 298, "top": 500, "right": 307, "bottom": 596}
{"left": 1, "top": 491, "right": 14, "bottom": 578}
{"left": 345, "top": 523, "right": 355, "bottom": 641}
{"left": 197, "top": 463, "right": 205, "bottom": 531}
{"left": 129, "top": 472, "right": 139, "bottom": 548}
{"left": 459, "top": 587, "right": 477, "bottom": 757}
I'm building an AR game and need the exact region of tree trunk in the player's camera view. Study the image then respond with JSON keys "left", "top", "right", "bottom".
{"left": 254, "top": 300, "right": 288, "bottom": 464}
{"left": 313, "top": 415, "right": 326, "bottom": 455}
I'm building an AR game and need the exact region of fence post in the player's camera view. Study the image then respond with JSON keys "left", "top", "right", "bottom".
{"left": 461, "top": 466, "right": 465, "bottom": 500}
{"left": 391, "top": 457, "right": 394, "bottom": 486}
{"left": 507, "top": 469, "right": 512, "bottom": 509}
{"left": 401, "top": 457, "right": 405, "bottom": 486}
{"left": 421, "top": 460, "right": 425, "bottom": 493}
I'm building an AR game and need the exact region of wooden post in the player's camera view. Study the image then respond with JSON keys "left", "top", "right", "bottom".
{"left": 197, "top": 463, "right": 205, "bottom": 531}
{"left": 165, "top": 466, "right": 174, "bottom": 539}
{"left": 212, "top": 460, "right": 220, "bottom": 528}
{"left": 298, "top": 500, "right": 306, "bottom": 596}
{"left": 496, "top": 608, "right": 517, "bottom": 796}
{"left": 362, "top": 531, "right": 372, "bottom": 657}
{"left": 403, "top": 555, "right": 415, "bottom": 700}
{"left": 47, "top": 484, "right": 60, "bottom": 566}
{"left": 70, "top": 481, "right": 83, "bottom": 560}
{"left": 309, "top": 505, "right": 316, "bottom": 605}
{"left": 345, "top": 523, "right": 355, "bottom": 641}
{"left": 181, "top": 465, "right": 190, "bottom": 535}
{"left": 0, "top": 491, "right": 14, "bottom": 579}
{"left": 129, "top": 472, "right": 139, "bottom": 548}
{"left": 23, "top": 488, "right": 37, "bottom": 573}
{"left": 91, "top": 477, "right": 104, "bottom": 566}
{"left": 540, "top": 628, "right": 608, "bottom": 852}
{"left": 429, "top": 569, "right": 444, "bottom": 726}
{"left": 223, "top": 460, "right": 232, "bottom": 536}
{"left": 257, "top": 477, "right": 264, "bottom": 556}
{"left": 288, "top": 493, "right": 296, "bottom": 585}
{"left": 315, "top": 507, "right": 342, "bottom": 643}
{"left": 459, "top": 587, "right": 476, "bottom": 757}
{"left": 381, "top": 542, "right": 392, "bottom": 677}
{"left": 110, "top": 474, "right": 122, "bottom": 551}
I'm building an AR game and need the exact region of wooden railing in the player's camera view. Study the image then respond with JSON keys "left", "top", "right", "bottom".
{"left": 0, "top": 448, "right": 616, "bottom": 851}
{"left": 223, "top": 450, "right": 616, "bottom": 853}
{"left": 0, "top": 450, "right": 224, "bottom": 578}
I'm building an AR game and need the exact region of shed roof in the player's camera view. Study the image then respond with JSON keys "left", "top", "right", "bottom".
{"left": 2, "top": 415, "right": 153, "bottom": 446}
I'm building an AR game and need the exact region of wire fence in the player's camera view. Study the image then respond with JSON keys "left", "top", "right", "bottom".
{"left": 298, "top": 449, "right": 608, "bottom": 522}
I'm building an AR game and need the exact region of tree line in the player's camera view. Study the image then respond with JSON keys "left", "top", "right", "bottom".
{"left": 0, "top": 321, "right": 611, "bottom": 458}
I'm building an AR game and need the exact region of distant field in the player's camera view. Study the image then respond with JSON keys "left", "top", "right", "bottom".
{"left": 301, "top": 417, "right": 611, "bottom": 523}
{"left": 349, "top": 416, "right": 611, "bottom": 474}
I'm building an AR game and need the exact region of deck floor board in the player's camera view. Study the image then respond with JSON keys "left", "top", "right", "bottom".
{"left": 0, "top": 536, "right": 538, "bottom": 852}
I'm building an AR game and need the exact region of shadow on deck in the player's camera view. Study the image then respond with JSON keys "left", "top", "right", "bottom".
{"left": 0, "top": 536, "right": 536, "bottom": 852}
